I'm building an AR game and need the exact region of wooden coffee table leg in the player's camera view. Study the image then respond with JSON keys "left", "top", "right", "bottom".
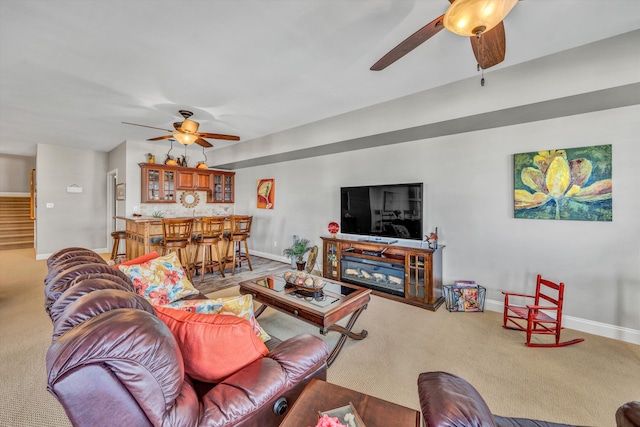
{"left": 322, "top": 304, "right": 368, "bottom": 366}
{"left": 254, "top": 304, "right": 267, "bottom": 317}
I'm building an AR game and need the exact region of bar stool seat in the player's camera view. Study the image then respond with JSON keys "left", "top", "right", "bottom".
{"left": 110, "top": 230, "right": 127, "bottom": 261}
{"left": 193, "top": 216, "right": 226, "bottom": 283}
{"left": 224, "top": 215, "right": 253, "bottom": 274}
{"left": 158, "top": 218, "right": 194, "bottom": 282}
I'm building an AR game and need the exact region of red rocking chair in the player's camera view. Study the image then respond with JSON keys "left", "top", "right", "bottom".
{"left": 502, "top": 274, "right": 584, "bottom": 347}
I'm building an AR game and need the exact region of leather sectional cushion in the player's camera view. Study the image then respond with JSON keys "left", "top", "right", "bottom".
{"left": 154, "top": 305, "right": 269, "bottom": 382}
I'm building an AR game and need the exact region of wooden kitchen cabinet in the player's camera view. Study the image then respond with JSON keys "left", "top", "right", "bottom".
{"left": 140, "top": 164, "right": 176, "bottom": 203}
{"left": 140, "top": 163, "right": 233, "bottom": 203}
{"left": 209, "top": 172, "right": 235, "bottom": 203}
{"left": 177, "top": 170, "right": 212, "bottom": 190}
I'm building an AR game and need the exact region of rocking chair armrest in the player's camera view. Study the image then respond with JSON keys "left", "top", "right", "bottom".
{"left": 502, "top": 292, "right": 535, "bottom": 298}
{"left": 502, "top": 292, "right": 535, "bottom": 305}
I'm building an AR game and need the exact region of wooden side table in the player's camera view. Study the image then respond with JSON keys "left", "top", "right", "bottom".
{"left": 279, "top": 379, "right": 420, "bottom": 427}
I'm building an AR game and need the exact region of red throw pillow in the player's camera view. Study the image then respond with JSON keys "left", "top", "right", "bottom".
{"left": 116, "top": 251, "right": 160, "bottom": 267}
{"left": 154, "top": 305, "right": 269, "bottom": 382}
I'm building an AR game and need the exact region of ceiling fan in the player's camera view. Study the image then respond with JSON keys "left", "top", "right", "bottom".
{"left": 370, "top": 0, "right": 519, "bottom": 72}
{"left": 123, "top": 110, "right": 240, "bottom": 148}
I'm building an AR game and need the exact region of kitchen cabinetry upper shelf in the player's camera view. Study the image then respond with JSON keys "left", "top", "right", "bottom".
{"left": 139, "top": 163, "right": 235, "bottom": 203}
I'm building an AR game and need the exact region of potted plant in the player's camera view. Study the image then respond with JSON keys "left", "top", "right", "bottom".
{"left": 283, "top": 238, "right": 312, "bottom": 270}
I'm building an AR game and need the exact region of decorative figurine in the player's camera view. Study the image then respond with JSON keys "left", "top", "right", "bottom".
{"left": 328, "top": 221, "right": 339, "bottom": 238}
{"left": 426, "top": 227, "right": 438, "bottom": 249}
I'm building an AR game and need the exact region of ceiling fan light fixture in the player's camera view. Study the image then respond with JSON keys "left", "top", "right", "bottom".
{"left": 181, "top": 118, "right": 199, "bottom": 134}
{"left": 443, "top": 0, "right": 518, "bottom": 36}
{"left": 173, "top": 132, "right": 198, "bottom": 145}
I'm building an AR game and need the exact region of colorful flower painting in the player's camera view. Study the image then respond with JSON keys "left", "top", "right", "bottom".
{"left": 514, "top": 145, "right": 612, "bottom": 221}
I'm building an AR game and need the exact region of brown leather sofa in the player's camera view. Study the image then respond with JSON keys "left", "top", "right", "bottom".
{"left": 45, "top": 247, "right": 329, "bottom": 427}
{"left": 418, "top": 371, "right": 639, "bottom": 427}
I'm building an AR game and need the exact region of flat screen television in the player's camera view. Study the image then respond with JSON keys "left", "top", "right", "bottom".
{"left": 340, "top": 183, "right": 423, "bottom": 241}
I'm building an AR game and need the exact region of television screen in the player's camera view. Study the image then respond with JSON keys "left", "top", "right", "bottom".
{"left": 340, "top": 183, "right": 423, "bottom": 240}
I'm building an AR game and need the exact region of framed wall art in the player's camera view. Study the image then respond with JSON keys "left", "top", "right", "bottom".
{"left": 257, "top": 178, "right": 274, "bottom": 209}
{"left": 116, "top": 183, "right": 126, "bottom": 201}
{"left": 513, "top": 144, "right": 612, "bottom": 221}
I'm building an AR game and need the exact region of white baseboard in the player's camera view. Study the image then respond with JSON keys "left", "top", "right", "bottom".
{"left": 485, "top": 299, "right": 640, "bottom": 345}
{"left": 248, "top": 249, "right": 290, "bottom": 265}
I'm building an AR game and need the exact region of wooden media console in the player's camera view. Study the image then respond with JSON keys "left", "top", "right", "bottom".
{"left": 321, "top": 236, "right": 444, "bottom": 311}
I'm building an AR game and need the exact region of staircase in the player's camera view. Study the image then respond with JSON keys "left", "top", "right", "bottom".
{"left": 0, "top": 196, "right": 34, "bottom": 250}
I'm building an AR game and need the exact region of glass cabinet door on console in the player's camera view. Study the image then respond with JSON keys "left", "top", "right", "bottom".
{"left": 405, "top": 253, "right": 431, "bottom": 303}
{"left": 322, "top": 240, "right": 340, "bottom": 280}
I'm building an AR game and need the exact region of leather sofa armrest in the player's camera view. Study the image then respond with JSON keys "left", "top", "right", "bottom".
{"left": 617, "top": 401, "right": 640, "bottom": 427}
{"left": 267, "top": 333, "right": 328, "bottom": 381}
{"left": 199, "top": 334, "right": 328, "bottom": 426}
{"left": 417, "top": 371, "right": 498, "bottom": 427}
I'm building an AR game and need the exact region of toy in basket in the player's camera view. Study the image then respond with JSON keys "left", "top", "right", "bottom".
{"left": 283, "top": 271, "right": 325, "bottom": 291}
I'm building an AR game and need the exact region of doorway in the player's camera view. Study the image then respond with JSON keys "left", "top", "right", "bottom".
{"left": 106, "top": 169, "right": 118, "bottom": 251}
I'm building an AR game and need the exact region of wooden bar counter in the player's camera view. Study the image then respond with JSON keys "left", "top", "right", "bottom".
{"left": 116, "top": 216, "right": 164, "bottom": 259}
{"left": 115, "top": 216, "right": 233, "bottom": 261}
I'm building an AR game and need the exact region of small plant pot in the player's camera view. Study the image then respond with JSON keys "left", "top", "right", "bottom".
{"left": 296, "top": 261, "right": 306, "bottom": 271}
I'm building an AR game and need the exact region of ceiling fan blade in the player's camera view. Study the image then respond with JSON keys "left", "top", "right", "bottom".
{"left": 195, "top": 138, "right": 213, "bottom": 148}
{"left": 470, "top": 21, "right": 506, "bottom": 70}
{"left": 147, "top": 135, "right": 174, "bottom": 141}
{"left": 198, "top": 132, "right": 240, "bottom": 141}
{"left": 370, "top": 14, "right": 446, "bottom": 71}
{"left": 122, "top": 122, "right": 173, "bottom": 133}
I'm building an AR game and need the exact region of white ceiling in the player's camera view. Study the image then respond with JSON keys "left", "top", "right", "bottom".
{"left": 1, "top": 0, "right": 639, "bottom": 157}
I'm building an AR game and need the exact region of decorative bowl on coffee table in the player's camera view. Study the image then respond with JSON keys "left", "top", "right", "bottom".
{"left": 283, "top": 271, "right": 325, "bottom": 291}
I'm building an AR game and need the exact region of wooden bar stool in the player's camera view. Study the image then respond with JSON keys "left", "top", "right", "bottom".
{"left": 110, "top": 230, "right": 127, "bottom": 261}
{"left": 159, "top": 218, "right": 194, "bottom": 282}
{"left": 193, "top": 216, "right": 226, "bottom": 283}
{"left": 225, "top": 215, "right": 253, "bottom": 274}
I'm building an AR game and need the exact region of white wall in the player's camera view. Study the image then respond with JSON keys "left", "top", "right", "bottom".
{"left": 35, "top": 144, "right": 108, "bottom": 255}
{"left": 224, "top": 32, "right": 640, "bottom": 339}
{"left": 233, "top": 105, "right": 640, "bottom": 337}
{"left": 108, "top": 141, "right": 127, "bottom": 231}
{"left": 0, "top": 153, "right": 35, "bottom": 193}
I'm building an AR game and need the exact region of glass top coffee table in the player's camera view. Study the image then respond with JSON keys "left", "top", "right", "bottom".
{"left": 238, "top": 274, "right": 371, "bottom": 366}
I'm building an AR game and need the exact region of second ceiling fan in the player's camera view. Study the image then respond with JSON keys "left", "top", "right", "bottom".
{"left": 370, "top": 0, "right": 519, "bottom": 72}
{"left": 123, "top": 110, "right": 240, "bottom": 148}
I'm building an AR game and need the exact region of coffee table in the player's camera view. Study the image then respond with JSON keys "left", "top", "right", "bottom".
{"left": 279, "top": 379, "right": 421, "bottom": 427}
{"left": 238, "top": 274, "right": 371, "bottom": 366}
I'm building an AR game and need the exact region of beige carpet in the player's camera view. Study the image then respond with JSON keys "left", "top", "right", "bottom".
{"left": 1, "top": 248, "right": 638, "bottom": 427}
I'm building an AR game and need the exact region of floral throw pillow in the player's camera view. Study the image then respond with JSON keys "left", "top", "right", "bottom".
{"left": 118, "top": 252, "right": 200, "bottom": 305}
{"left": 205, "top": 294, "right": 271, "bottom": 342}
{"left": 164, "top": 298, "right": 223, "bottom": 313}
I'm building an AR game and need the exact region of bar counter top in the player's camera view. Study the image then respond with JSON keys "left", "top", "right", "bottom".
{"left": 115, "top": 215, "right": 214, "bottom": 223}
